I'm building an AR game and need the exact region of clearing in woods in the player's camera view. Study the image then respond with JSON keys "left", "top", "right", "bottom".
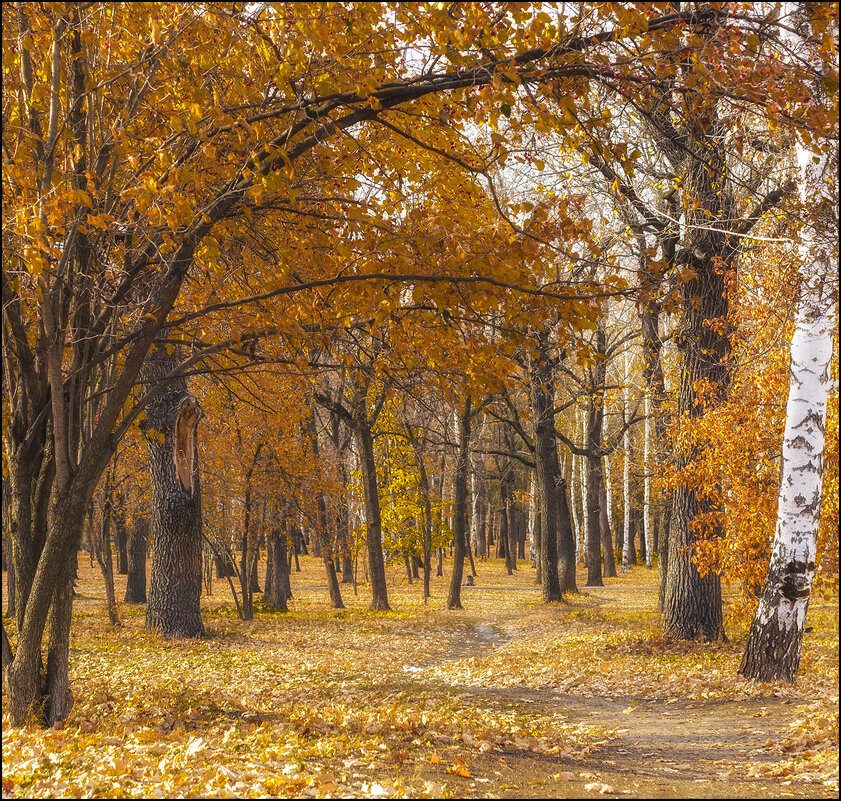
{"left": 1, "top": 556, "right": 838, "bottom": 798}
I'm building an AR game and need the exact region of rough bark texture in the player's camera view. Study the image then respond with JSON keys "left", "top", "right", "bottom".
{"left": 264, "top": 529, "right": 291, "bottom": 612}
{"left": 662, "top": 127, "right": 731, "bottom": 641}
{"left": 44, "top": 550, "right": 77, "bottom": 724}
{"left": 529, "top": 330, "right": 563, "bottom": 602}
{"left": 143, "top": 342, "right": 205, "bottom": 639}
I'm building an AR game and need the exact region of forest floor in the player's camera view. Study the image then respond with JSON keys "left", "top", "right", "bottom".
{"left": 1, "top": 554, "right": 838, "bottom": 799}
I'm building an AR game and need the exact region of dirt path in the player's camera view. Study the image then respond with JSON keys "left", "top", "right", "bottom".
{"left": 409, "top": 593, "right": 837, "bottom": 799}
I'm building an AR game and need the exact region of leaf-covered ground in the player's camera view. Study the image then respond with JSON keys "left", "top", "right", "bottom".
{"left": 2, "top": 556, "right": 838, "bottom": 798}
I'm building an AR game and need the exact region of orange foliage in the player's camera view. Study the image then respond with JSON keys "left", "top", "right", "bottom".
{"left": 662, "top": 243, "right": 839, "bottom": 622}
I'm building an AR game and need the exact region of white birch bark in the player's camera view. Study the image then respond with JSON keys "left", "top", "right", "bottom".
{"left": 644, "top": 389, "right": 653, "bottom": 568}
{"left": 622, "top": 349, "right": 633, "bottom": 571}
{"left": 569, "top": 450, "right": 580, "bottom": 565}
{"left": 740, "top": 4, "right": 837, "bottom": 681}
{"left": 603, "top": 454, "right": 614, "bottom": 537}
{"left": 579, "top": 409, "right": 589, "bottom": 566}
{"left": 527, "top": 471, "right": 537, "bottom": 566}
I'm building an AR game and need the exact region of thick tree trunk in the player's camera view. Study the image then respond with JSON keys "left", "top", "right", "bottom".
{"left": 143, "top": 342, "right": 205, "bottom": 639}
{"left": 529, "top": 329, "right": 563, "bottom": 602}
{"left": 447, "top": 398, "right": 472, "bottom": 610}
{"left": 664, "top": 486, "right": 724, "bottom": 641}
{"left": 44, "top": 549, "right": 78, "bottom": 724}
{"left": 264, "top": 529, "right": 291, "bottom": 612}
{"left": 5, "top": 490, "right": 87, "bottom": 726}
{"left": 660, "top": 107, "right": 736, "bottom": 641}
{"left": 125, "top": 516, "right": 148, "bottom": 603}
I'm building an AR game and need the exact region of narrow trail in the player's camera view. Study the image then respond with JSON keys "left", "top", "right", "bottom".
{"left": 406, "top": 588, "right": 836, "bottom": 799}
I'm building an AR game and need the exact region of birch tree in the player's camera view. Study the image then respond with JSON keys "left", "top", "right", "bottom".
{"left": 740, "top": 3, "right": 838, "bottom": 682}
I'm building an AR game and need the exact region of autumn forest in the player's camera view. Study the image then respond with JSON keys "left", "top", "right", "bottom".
{"left": 1, "top": 2, "right": 838, "bottom": 798}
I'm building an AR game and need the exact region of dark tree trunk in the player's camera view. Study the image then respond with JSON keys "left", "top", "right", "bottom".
{"left": 637, "top": 505, "right": 647, "bottom": 565}
{"left": 264, "top": 529, "right": 291, "bottom": 612}
{"left": 599, "top": 469, "right": 617, "bottom": 578}
{"left": 625, "top": 511, "right": 638, "bottom": 568}
{"left": 354, "top": 415, "right": 390, "bottom": 611}
{"left": 112, "top": 490, "right": 129, "bottom": 575}
{"left": 557, "top": 478, "right": 577, "bottom": 593}
{"left": 5, "top": 490, "right": 87, "bottom": 727}
{"left": 125, "top": 516, "right": 148, "bottom": 604}
{"left": 92, "top": 486, "right": 120, "bottom": 626}
{"left": 585, "top": 322, "right": 609, "bottom": 588}
{"left": 294, "top": 525, "right": 308, "bottom": 556}
{"left": 307, "top": 414, "right": 345, "bottom": 610}
{"left": 434, "top": 457, "right": 445, "bottom": 577}
{"left": 4, "top": 534, "right": 15, "bottom": 619}
{"left": 664, "top": 485, "right": 725, "bottom": 641}
{"left": 662, "top": 242, "right": 729, "bottom": 640}
{"left": 44, "top": 548, "right": 78, "bottom": 725}
{"left": 336, "top": 461, "right": 354, "bottom": 583}
{"left": 496, "top": 513, "right": 507, "bottom": 560}
{"left": 658, "top": 502, "right": 670, "bottom": 611}
{"left": 476, "top": 507, "right": 487, "bottom": 559}
{"left": 408, "top": 432, "right": 434, "bottom": 602}
{"left": 403, "top": 551, "right": 413, "bottom": 584}
{"left": 239, "top": 530, "right": 254, "bottom": 622}
{"left": 447, "top": 398, "right": 472, "bottom": 610}
{"left": 530, "top": 330, "right": 563, "bottom": 601}
{"left": 215, "top": 553, "right": 235, "bottom": 578}
{"left": 143, "top": 341, "right": 205, "bottom": 639}
{"left": 585, "top": 454, "right": 605, "bottom": 587}
{"left": 264, "top": 534, "right": 274, "bottom": 599}
{"left": 615, "top": 506, "right": 624, "bottom": 558}
{"left": 659, "top": 116, "right": 731, "bottom": 642}
{"left": 466, "top": 529, "right": 477, "bottom": 577}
